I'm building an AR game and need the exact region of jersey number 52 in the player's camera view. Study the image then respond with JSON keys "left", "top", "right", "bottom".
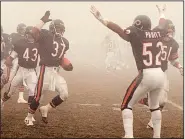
{"left": 143, "top": 42, "right": 172, "bottom": 67}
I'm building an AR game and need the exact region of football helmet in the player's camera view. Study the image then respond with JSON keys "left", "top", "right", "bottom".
{"left": 164, "top": 19, "right": 175, "bottom": 37}
{"left": 49, "top": 19, "right": 65, "bottom": 38}
{"left": 133, "top": 15, "right": 151, "bottom": 30}
{"left": 25, "top": 26, "right": 34, "bottom": 43}
{"left": 17, "top": 23, "right": 26, "bottom": 36}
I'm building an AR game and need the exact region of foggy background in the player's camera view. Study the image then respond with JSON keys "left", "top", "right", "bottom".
{"left": 1, "top": 1, "right": 183, "bottom": 70}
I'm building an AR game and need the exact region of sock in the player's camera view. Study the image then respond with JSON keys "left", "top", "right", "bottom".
{"left": 2, "top": 92, "right": 10, "bottom": 102}
{"left": 50, "top": 95, "right": 63, "bottom": 108}
{"left": 18, "top": 92, "right": 24, "bottom": 99}
{"left": 29, "top": 99, "right": 40, "bottom": 113}
{"left": 27, "top": 112, "right": 33, "bottom": 119}
{"left": 46, "top": 103, "right": 53, "bottom": 110}
{"left": 151, "top": 110, "right": 161, "bottom": 138}
{"left": 122, "top": 109, "right": 133, "bottom": 137}
{"left": 28, "top": 96, "right": 34, "bottom": 104}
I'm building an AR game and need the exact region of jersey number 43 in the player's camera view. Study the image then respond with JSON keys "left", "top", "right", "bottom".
{"left": 23, "top": 48, "right": 38, "bottom": 62}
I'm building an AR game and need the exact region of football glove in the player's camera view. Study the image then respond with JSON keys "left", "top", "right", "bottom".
{"left": 41, "top": 11, "right": 52, "bottom": 23}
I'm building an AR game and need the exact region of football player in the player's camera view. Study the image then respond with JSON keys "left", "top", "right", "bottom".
{"left": 138, "top": 5, "right": 183, "bottom": 129}
{"left": 10, "top": 23, "right": 28, "bottom": 103}
{"left": 24, "top": 11, "right": 73, "bottom": 126}
{"left": 102, "top": 34, "right": 117, "bottom": 70}
{"left": 91, "top": 5, "right": 167, "bottom": 138}
{"left": 1, "top": 26, "right": 12, "bottom": 88}
{"left": 1, "top": 26, "right": 39, "bottom": 116}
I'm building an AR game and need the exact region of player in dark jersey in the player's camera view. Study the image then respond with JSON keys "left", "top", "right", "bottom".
{"left": 24, "top": 11, "right": 73, "bottom": 126}
{"left": 6, "top": 23, "right": 28, "bottom": 104}
{"left": 138, "top": 6, "right": 183, "bottom": 129}
{"left": 11, "top": 23, "right": 26, "bottom": 43}
{"left": 90, "top": 5, "right": 166, "bottom": 138}
{"left": 1, "top": 26, "right": 39, "bottom": 118}
{"left": 1, "top": 26, "right": 13, "bottom": 88}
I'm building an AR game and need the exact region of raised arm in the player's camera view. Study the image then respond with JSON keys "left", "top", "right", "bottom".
{"left": 90, "top": 6, "right": 130, "bottom": 42}
{"left": 156, "top": 4, "right": 167, "bottom": 28}
{"left": 31, "top": 11, "right": 52, "bottom": 41}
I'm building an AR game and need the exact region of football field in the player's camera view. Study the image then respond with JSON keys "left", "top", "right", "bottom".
{"left": 1, "top": 50, "right": 183, "bottom": 138}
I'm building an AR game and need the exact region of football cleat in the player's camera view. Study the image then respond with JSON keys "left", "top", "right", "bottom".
{"left": 146, "top": 120, "right": 153, "bottom": 129}
{"left": 32, "top": 117, "right": 36, "bottom": 122}
{"left": 24, "top": 116, "right": 34, "bottom": 126}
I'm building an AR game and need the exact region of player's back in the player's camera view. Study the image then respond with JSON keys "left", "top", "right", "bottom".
{"left": 129, "top": 27, "right": 163, "bottom": 71}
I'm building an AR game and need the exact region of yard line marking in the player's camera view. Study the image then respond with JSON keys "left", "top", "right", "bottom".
{"left": 112, "top": 107, "right": 121, "bottom": 111}
{"left": 112, "top": 104, "right": 120, "bottom": 107}
{"left": 167, "top": 100, "right": 183, "bottom": 111}
{"left": 78, "top": 103, "right": 101, "bottom": 106}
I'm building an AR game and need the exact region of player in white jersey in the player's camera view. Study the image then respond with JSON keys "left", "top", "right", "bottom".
{"left": 102, "top": 35, "right": 118, "bottom": 70}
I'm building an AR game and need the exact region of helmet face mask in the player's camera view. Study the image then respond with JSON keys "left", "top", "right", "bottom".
{"left": 49, "top": 19, "right": 65, "bottom": 38}
{"left": 165, "top": 20, "right": 175, "bottom": 38}
{"left": 25, "top": 26, "right": 34, "bottom": 43}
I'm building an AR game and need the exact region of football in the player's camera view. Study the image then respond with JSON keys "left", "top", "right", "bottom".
{"left": 60, "top": 57, "right": 73, "bottom": 71}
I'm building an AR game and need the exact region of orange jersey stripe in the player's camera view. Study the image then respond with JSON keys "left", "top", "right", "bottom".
{"left": 35, "top": 65, "right": 45, "bottom": 101}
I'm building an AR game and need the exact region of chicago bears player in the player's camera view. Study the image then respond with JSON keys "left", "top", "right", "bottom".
{"left": 10, "top": 23, "right": 28, "bottom": 103}
{"left": 1, "top": 26, "right": 39, "bottom": 115}
{"left": 1, "top": 26, "right": 12, "bottom": 87}
{"left": 91, "top": 5, "right": 167, "bottom": 138}
{"left": 24, "top": 11, "right": 73, "bottom": 126}
{"left": 138, "top": 5, "right": 183, "bottom": 129}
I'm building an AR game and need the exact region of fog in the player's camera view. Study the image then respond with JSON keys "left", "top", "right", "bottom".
{"left": 1, "top": 2, "right": 183, "bottom": 68}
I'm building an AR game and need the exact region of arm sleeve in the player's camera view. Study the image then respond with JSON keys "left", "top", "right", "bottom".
{"left": 170, "top": 58, "right": 183, "bottom": 69}
{"left": 169, "top": 41, "right": 179, "bottom": 61}
{"left": 31, "top": 20, "right": 45, "bottom": 42}
{"left": 107, "top": 22, "right": 131, "bottom": 42}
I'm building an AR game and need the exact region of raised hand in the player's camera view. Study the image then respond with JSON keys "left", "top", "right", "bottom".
{"left": 41, "top": 11, "right": 52, "bottom": 23}
{"left": 156, "top": 4, "right": 166, "bottom": 14}
{"left": 90, "top": 5, "right": 102, "bottom": 20}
